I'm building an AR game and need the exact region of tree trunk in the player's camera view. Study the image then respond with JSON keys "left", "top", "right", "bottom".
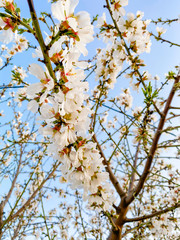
{"left": 107, "top": 226, "right": 122, "bottom": 240}
{"left": 108, "top": 199, "right": 128, "bottom": 240}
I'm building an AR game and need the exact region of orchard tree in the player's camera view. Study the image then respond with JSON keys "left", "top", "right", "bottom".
{"left": 0, "top": 0, "right": 179, "bottom": 239}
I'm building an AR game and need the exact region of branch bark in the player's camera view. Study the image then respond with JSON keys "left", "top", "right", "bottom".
{"left": 125, "top": 74, "right": 180, "bottom": 205}
{"left": 125, "top": 202, "right": 180, "bottom": 223}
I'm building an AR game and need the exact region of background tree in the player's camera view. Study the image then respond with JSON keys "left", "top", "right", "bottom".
{"left": 0, "top": 0, "right": 179, "bottom": 239}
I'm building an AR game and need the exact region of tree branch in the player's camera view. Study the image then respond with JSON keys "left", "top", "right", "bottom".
{"left": 125, "top": 202, "right": 180, "bottom": 223}
{"left": 3, "top": 145, "right": 23, "bottom": 207}
{"left": 93, "top": 134, "right": 125, "bottom": 198}
{"left": 150, "top": 32, "right": 180, "bottom": 47}
{"left": 126, "top": 73, "right": 180, "bottom": 205}
{"left": 3, "top": 160, "right": 61, "bottom": 226}
{"left": 27, "top": 0, "right": 56, "bottom": 81}
{"left": 128, "top": 141, "right": 141, "bottom": 194}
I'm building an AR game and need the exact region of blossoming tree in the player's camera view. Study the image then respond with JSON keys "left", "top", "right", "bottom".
{"left": 0, "top": 0, "right": 179, "bottom": 239}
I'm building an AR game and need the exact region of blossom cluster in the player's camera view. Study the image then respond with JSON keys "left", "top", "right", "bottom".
{"left": 0, "top": 1, "right": 28, "bottom": 67}
{"left": 95, "top": 2, "right": 151, "bottom": 91}
{"left": 16, "top": 0, "right": 114, "bottom": 211}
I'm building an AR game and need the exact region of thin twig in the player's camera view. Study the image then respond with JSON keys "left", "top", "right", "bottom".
{"left": 126, "top": 73, "right": 180, "bottom": 205}
{"left": 125, "top": 202, "right": 180, "bottom": 223}
{"left": 128, "top": 141, "right": 141, "bottom": 194}
{"left": 93, "top": 134, "right": 125, "bottom": 198}
{"left": 27, "top": 0, "right": 56, "bottom": 81}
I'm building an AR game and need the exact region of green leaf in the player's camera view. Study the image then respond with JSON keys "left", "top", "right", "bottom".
{"left": 18, "top": 28, "right": 26, "bottom": 34}
{"left": 22, "top": 17, "right": 32, "bottom": 24}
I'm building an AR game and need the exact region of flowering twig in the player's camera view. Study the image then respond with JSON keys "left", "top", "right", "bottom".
{"left": 150, "top": 32, "right": 180, "bottom": 47}
{"left": 125, "top": 202, "right": 180, "bottom": 222}
{"left": 126, "top": 73, "right": 180, "bottom": 205}
{"left": 27, "top": 0, "right": 56, "bottom": 81}
{"left": 151, "top": 18, "right": 179, "bottom": 25}
{"left": 105, "top": 0, "right": 161, "bottom": 115}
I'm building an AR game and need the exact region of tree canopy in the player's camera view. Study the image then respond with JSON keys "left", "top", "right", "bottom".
{"left": 0, "top": 0, "right": 179, "bottom": 239}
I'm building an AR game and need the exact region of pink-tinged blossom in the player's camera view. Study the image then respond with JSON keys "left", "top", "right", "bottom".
{"left": 117, "top": 88, "right": 133, "bottom": 110}
{"left": 0, "top": 12, "right": 16, "bottom": 44}
{"left": 51, "top": 0, "right": 79, "bottom": 23}
{"left": 14, "top": 33, "right": 28, "bottom": 52}
{"left": 51, "top": 0, "right": 93, "bottom": 55}
{"left": 111, "top": 0, "right": 128, "bottom": 20}
{"left": 0, "top": 0, "right": 13, "bottom": 7}
{"left": 96, "top": 13, "right": 107, "bottom": 28}
{"left": 58, "top": 142, "right": 110, "bottom": 201}
{"left": 156, "top": 26, "right": 167, "bottom": 36}
{"left": 26, "top": 63, "right": 54, "bottom": 102}
{"left": 132, "top": 106, "right": 143, "bottom": 121}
